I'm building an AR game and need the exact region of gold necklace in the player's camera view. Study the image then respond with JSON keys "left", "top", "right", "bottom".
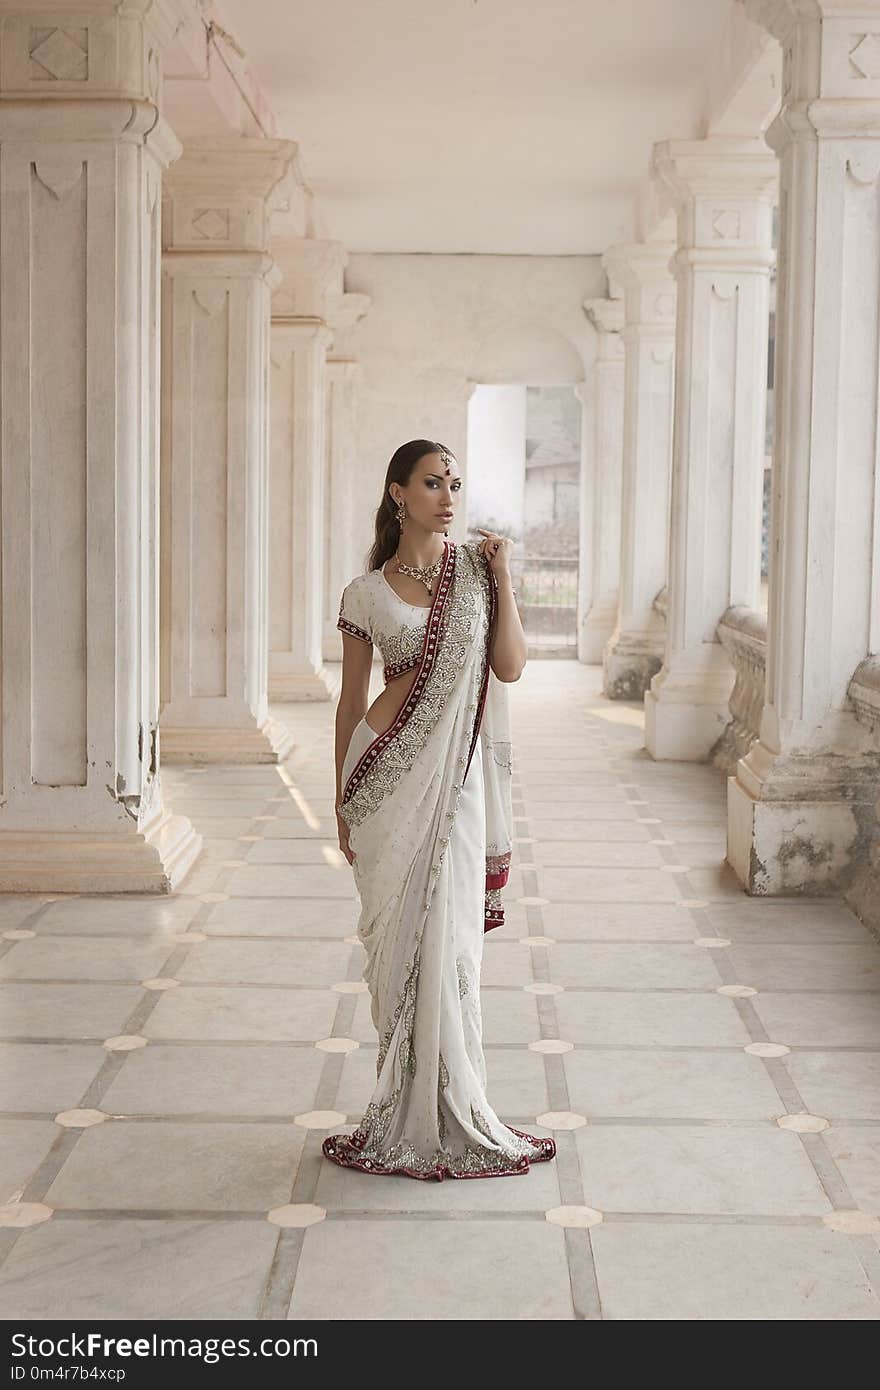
{"left": 392, "top": 546, "right": 444, "bottom": 596}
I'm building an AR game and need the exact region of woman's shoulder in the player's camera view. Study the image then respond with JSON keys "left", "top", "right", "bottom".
{"left": 345, "top": 569, "right": 379, "bottom": 593}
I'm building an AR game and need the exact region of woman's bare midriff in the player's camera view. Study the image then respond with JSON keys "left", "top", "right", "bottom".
{"left": 365, "top": 667, "right": 420, "bottom": 737}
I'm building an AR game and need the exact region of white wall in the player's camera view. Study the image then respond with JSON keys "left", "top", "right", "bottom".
{"left": 332, "top": 253, "right": 603, "bottom": 571}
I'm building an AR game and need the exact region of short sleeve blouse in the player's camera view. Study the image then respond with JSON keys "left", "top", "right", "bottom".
{"left": 337, "top": 569, "right": 432, "bottom": 684}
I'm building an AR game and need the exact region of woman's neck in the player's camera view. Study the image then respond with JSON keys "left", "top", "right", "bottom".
{"left": 394, "top": 534, "right": 446, "bottom": 569}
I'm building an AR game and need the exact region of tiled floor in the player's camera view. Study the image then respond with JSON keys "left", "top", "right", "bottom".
{"left": 1, "top": 662, "right": 879, "bottom": 1320}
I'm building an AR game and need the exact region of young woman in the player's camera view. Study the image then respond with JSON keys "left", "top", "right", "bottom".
{"left": 323, "top": 439, "right": 557, "bottom": 1181}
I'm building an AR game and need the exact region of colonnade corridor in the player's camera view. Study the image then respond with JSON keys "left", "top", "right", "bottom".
{"left": 0, "top": 661, "right": 878, "bottom": 1320}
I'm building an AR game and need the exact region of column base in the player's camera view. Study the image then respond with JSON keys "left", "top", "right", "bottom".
{"left": 268, "top": 659, "right": 338, "bottom": 702}
{"left": 0, "top": 808, "right": 203, "bottom": 895}
{"left": 602, "top": 631, "right": 663, "bottom": 700}
{"left": 645, "top": 656, "right": 735, "bottom": 760}
{"left": 726, "top": 742, "right": 878, "bottom": 895}
{"left": 579, "top": 599, "right": 618, "bottom": 665}
{"left": 645, "top": 690, "right": 732, "bottom": 760}
{"left": 161, "top": 714, "right": 295, "bottom": 765}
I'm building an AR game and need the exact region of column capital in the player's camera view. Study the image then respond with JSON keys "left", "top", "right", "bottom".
{"left": 271, "top": 318, "right": 334, "bottom": 355}
{"left": 745, "top": 0, "right": 880, "bottom": 105}
{"left": 325, "top": 291, "right": 371, "bottom": 336}
{"left": 163, "top": 137, "right": 299, "bottom": 254}
{"left": 601, "top": 242, "right": 675, "bottom": 290}
{"left": 583, "top": 295, "right": 625, "bottom": 336}
{"left": 270, "top": 236, "right": 347, "bottom": 319}
{"left": 583, "top": 297, "right": 625, "bottom": 363}
{"left": 0, "top": 0, "right": 195, "bottom": 102}
{"left": 652, "top": 137, "right": 777, "bottom": 209}
{"left": 601, "top": 243, "right": 677, "bottom": 332}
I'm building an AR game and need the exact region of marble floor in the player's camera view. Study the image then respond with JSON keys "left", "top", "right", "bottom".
{"left": 1, "top": 661, "right": 879, "bottom": 1320}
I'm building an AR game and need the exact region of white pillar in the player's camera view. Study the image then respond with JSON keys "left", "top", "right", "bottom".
{"left": 580, "top": 297, "right": 625, "bottom": 664}
{"left": 729, "top": 0, "right": 880, "bottom": 893}
{"left": 645, "top": 138, "right": 776, "bottom": 759}
{"left": 322, "top": 285, "right": 371, "bottom": 659}
{"left": 160, "top": 137, "right": 297, "bottom": 762}
{"left": 269, "top": 318, "right": 333, "bottom": 700}
{"left": 324, "top": 358, "right": 364, "bottom": 659}
{"left": 0, "top": 0, "right": 202, "bottom": 891}
{"left": 600, "top": 244, "right": 677, "bottom": 700}
{"left": 268, "top": 237, "right": 356, "bottom": 701}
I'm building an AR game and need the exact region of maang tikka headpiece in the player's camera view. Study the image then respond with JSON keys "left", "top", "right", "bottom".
{"left": 438, "top": 446, "right": 455, "bottom": 476}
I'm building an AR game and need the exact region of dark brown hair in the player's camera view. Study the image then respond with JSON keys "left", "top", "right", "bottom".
{"left": 364, "top": 439, "right": 456, "bottom": 572}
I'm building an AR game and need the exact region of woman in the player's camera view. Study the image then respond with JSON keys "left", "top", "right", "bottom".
{"left": 323, "top": 439, "right": 557, "bottom": 1180}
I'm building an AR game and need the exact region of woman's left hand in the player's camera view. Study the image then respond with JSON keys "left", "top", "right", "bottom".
{"left": 475, "top": 528, "right": 512, "bottom": 579}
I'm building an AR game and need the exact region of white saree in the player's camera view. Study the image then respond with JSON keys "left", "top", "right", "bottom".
{"left": 323, "top": 539, "right": 557, "bottom": 1180}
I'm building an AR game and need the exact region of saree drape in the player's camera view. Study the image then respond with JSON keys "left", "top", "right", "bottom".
{"left": 323, "top": 539, "right": 557, "bottom": 1180}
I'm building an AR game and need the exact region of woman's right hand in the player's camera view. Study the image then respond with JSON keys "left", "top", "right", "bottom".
{"left": 336, "top": 810, "right": 356, "bottom": 866}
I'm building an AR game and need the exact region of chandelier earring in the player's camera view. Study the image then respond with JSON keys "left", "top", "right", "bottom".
{"left": 396, "top": 496, "right": 406, "bottom": 526}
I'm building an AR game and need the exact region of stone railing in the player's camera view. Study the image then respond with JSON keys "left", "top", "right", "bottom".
{"left": 849, "top": 656, "right": 880, "bottom": 733}
{"left": 712, "top": 605, "right": 767, "bottom": 772}
{"left": 846, "top": 657, "right": 880, "bottom": 941}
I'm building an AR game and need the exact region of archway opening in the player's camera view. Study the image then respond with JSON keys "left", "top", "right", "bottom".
{"left": 466, "top": 382, "right": 581, "bottom": 656}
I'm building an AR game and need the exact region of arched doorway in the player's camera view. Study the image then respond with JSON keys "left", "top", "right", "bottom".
{"left": 465, "top": 323, "right": 587, "bottom": 657}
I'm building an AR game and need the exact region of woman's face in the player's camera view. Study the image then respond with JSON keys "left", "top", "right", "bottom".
{"left": 395, "top": 451, "right": 462, "bottom": 531}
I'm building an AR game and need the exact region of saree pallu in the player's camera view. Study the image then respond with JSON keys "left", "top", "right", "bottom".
{"left": 323, "top": 540, "right": 556, "bottom": 1180}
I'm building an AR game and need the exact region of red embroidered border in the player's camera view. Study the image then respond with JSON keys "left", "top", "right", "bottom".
{"left": 322, "top": 1124, "right": 556, "bottom": 1180}
{"left": 337, "top": 612, "right": 372, "bottom": 644}
{"left": 383, "top": 654, "right": 420, "bottom": 683}
{"left": 484, "top": 906, "right": 505, "bottom": 932}
{"left": 341, "top": 541, "right": 455, "bottom": 806}
{"left": 465, "top": 558, "right": 497, "bottom": 782}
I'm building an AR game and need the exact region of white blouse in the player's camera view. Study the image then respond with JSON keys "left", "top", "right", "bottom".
{"left": 337, "top": 566, "right": 432, "bottom": 684}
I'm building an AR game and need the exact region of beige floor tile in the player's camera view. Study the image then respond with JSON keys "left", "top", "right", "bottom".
{"left": 44, "top": 1121, "right": 304, "bottom": 1211}
{"left": 289, "top": 1220, "right": 574, "bottom": 1319}
{"left": 100, "top": 1043, "right": 327, "bottom": 1117}
{"left": 0, "top": 1219, "right": 278, "bottom": 1320}
{"left": 591, "top": 1223, "right": 880, "bottom": 1320}
{"left": 141, "top": 986, "right": 338, "bottom": 1042}
{"left": 574, "top": 1124, "right": 833, "bottom": 1215}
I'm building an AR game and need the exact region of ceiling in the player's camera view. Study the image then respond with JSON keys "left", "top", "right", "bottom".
{"left": 220, "top": 0, "right": 737, "bottom": 255}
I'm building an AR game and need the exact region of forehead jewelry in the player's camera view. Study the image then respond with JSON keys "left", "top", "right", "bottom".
{"left": 438, "top": 446, "right": 455, "bottom": 477}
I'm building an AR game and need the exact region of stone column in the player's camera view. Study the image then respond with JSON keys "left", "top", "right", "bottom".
{"left": 645, "top": 138, "right": 776, "bottom": 760}
{"left": 580, "top": 297, "right": 625, "bottom": 664}
{"left": 160, "top": 137, "right": 297, "bottom": 762}
{"left": 728, "top": 0, "right": 880, "bottom": 893}
{"left": 323, "top": 287, "right": 371, "bottom": 657}
{"left": 600, "top": 244, "right": 677, "bottom": 700}
{"left": 324, "top": 358, "right": 365, "bottom": 660}
{"left": 0, "top": 0, "right": 202, "bottom": 891}
{"left": 267, "top": 238, "right": 363, "bottom": 700}
{"left": 269, "top": 317, "right": 333, "bottom": 700}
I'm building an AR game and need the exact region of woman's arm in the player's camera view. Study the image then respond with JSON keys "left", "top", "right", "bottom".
{"left": 488, "top": 568, "right": 526, "bottom": 682}
{"left": 335, "top": 633, "right": 372, "bottom": 851}
{"left": 473, "top": 534, "right": 526, "bottom": 683}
